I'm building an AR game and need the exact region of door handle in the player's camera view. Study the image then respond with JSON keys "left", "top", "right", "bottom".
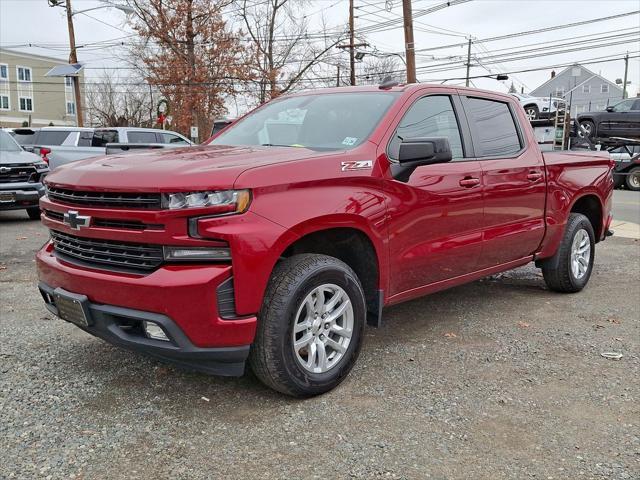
{"left": 527, "top": 171, "right": 543, "bottom": 182}
{"left": 459, "top": 177, "right": 480, "bottom": 188}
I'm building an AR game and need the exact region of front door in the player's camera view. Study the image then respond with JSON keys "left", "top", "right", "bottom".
{"left": 460, "top": 94, "right": 546, "bottom": 268}
{"left": 384, "top": 94, "right": 484, "bottom": 296}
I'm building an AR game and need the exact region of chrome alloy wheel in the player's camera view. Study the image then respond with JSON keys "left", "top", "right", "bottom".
{"left": 571, "top": 228, "right": 591, "bottom": 280}
{"left": 292, "top": 284, "right": 354, "bottom": 374}
{"left": 525, "top": 108, "right": 537, "bottom": 121}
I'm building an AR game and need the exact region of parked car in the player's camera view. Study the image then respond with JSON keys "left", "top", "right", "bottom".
{"left": 38, "top": 127, "right": 192, "bottom": 170}
{"left": 37, "top": 84, "right": 613, "bottom": 396}
{"left": 511, "top": 93, "right": 564, "bottom": 120}
{"left": 0, "top": 130, "right": 48, "bottom": 219}
{"left": 577, "top": 98, "right": 640, "bottom": 139}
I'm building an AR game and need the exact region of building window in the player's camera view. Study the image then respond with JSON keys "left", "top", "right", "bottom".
{"left": 554, "top": 87, "right": 565, "bottom": 97}
{"left": 17, "top": 66, "right": 32, "bottom": 82}
{"left": 0, "top": 95, "right": 9, "bottom": 110}
{"left": 19, "top": 97, "right": 33, "bottom": 112}
{"left": 601, "top": 84, "right": 609, "bottom": 93}
{"left": 582, "top": 84, "right": 590, "bottom": 94}
{"left": 66, "top": 101, "right": 76, "bottom": 115}
{"left": 0, "top": 64, "right": 8, "bottom": 80}
{"left": 65, "top": 77, "right": 73, "bottom": 88}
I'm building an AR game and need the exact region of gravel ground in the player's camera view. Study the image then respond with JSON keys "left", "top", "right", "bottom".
{"left": 0, "top": 209, "right": 638, "bottom": 480}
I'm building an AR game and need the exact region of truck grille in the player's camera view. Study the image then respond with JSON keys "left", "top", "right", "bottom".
{"left": 47, "top": 187, "right": 162, "bottom": 209}
{"left": 50, "top": 230, "right": 164, "bottom": 272}
{"left": 0, "top": 164, "right": 36, "bottom": 183}
{"left": 43, "top": 209, "right": 162, "bottom": 231}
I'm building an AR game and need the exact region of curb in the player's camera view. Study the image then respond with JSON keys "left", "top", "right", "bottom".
{"left": 610, "top": 220, "right": 640, "bottom": 240}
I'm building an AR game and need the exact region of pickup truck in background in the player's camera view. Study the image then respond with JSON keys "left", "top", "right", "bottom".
{"left": 0, "top": 130, "right": 49, "bottom": 219}
{"left": 37, "top": 84, "right": 614, "bottom": 396}
{"left": 29, "top": 126, "right": 192, "bottom": 170}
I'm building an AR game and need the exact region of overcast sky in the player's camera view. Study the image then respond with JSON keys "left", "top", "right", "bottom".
{"left": 1, "top": 0, "right": 638, "bottom": 104}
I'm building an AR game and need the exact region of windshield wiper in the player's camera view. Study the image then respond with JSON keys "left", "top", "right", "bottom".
{"left": 260, "top": 143, "right": 298, "bottom": 147}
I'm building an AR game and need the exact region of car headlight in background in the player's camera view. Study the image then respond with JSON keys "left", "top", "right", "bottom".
{"left": 552, "top": 101, "right": 558, "bottom": 108}
{"left": 162, "top": 189, "right": 251, "bottom": 214}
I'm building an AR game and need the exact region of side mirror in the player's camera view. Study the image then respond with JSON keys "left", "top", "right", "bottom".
{"left": 605, "top": 106, "right": 614, "bottom": 112}
{"left": 392, "top": 137, "right": 453, "bottom": 182}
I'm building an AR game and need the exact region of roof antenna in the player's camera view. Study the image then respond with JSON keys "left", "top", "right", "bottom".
{"left": 379, "top": 76, "right": 399, "bottom": 90}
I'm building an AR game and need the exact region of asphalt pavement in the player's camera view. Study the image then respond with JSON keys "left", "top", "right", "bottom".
{"left": 612, "top": 190, "right": 640, "bottom": 224}
{"left": 1, "top": 194, "right": 639, "bottom": 479}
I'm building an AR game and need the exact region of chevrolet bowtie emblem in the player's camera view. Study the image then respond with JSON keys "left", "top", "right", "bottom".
{"left": 63, "top": 210, "right": 91, "bottom": 230}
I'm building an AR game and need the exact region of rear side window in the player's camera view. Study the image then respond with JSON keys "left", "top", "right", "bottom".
{"left": 78, "top": 131, "right": 93, "bottom": 147}
{"left": 465, "top": 97, "right": 522, "bottom": 157}
{"left": 127, "top": 131, "right": 158, "bottom": 143}
{"left": 35, "top": 131, "right": 72, "bottom": 146}
{"left": 388, "top": 95, "right": 464, "bottom": 160}
{"left": 92, "top": 130, "right": 119, "bottom": 146}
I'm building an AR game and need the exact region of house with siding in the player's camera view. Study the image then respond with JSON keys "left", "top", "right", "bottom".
{"left": 0, "top": 48, "right": 83, "bottom": 128}
{"left": 530, "top": 64, "right": 624, "bottom": 118}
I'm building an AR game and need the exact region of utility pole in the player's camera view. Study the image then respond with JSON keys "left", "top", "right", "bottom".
{"left": 64, "top": 0, "right": 83, "bottom": 127}
{"left": 349, "top": 0, "right": 355, "bottom": 85}
{"left": 336, "top": 65, "right": 341, "bottom": 87}
{"left": 465, "top": 37, "right": 472, "bottom": 87}
{"left": 622, "top": 53, "right": 629, "bottom": 99}
{"left": 402, "top": 0, "right": 416, "bottom": 83}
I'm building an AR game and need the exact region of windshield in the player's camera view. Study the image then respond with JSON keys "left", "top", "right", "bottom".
{"left": 0, "top": 130, "right": 22, "bottom": 152}
{"left": 211, "top": 92, "right": 399, "bottom": 150}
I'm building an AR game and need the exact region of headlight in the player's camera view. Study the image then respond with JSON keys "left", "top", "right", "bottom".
{"left": 34, "top": 162, "right": 48, "bottom": 170}
{"left": 162, "top": 189, "right": 251, "bottom": 214}
{"left": 552, "top": 101, "right": 558, "bottom": 107}
{"left": 163, "top": 246, "right": 231, "bottom": 261}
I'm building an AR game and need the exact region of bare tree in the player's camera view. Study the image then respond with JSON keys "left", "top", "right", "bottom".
{"left": 85, "top": 72, "right": 153, "bottom": 128}
{"left": 238, "top": 0, "right": 344, "bottom": 103}
{"left": 125, "top": 0, "right": 252, "bottom": 140}
{"left": 360, "top": 55, "right": 401, "bottom": 85}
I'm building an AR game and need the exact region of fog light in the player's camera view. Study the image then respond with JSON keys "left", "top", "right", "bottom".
{"left": 143, "top": 321, "right": 169, "bottom": 341}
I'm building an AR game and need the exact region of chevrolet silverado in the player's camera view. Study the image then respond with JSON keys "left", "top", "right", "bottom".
{"left": 36, "top": 84, "right": 614, "bottom": 396}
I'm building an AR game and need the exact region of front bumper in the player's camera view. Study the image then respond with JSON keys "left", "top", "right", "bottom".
{"left": 0, "top": 183, "right": 45, "bottom": 210}
{"left": 39, "top": 282, "right": 250, "bottom": 376}
{"left": 36, "top": 242, "right": 257, "bottom": 347}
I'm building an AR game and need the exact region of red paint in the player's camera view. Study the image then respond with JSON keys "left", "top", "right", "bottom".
{"left": 37, "top": 84, "right": 614, "bottom": 348}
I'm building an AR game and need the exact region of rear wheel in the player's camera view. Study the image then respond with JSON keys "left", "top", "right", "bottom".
{"left": 26, "top": 207, "right": 41, "bottom": 220}
{"left": 249, "top": 254, "right": 366, "bottom": 397}
{"left": 524, "top": 105, "right": 539, "bottom": 121}
{"left": 625, "top": 167, "right": 640, "bottom": 191}
{"left": 542, "top": 213, "right": 595, "bottom": 293}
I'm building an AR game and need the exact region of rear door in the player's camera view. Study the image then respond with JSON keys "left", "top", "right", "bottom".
{"left": 385, "top": 92, "right": 485, "bottom": 295}
{"left": 459, "top": 94, "right": 546, "bottom": 268}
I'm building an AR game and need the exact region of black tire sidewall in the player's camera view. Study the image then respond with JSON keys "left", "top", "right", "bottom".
{"left": 273, "top": 265, "right": 365, "bottom": 395}
{"left": 565, "top": 217, "right": 595, "bottom": 290}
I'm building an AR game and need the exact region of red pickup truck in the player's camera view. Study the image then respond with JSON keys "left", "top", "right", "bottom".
{"left": 37, "top": 84, "right": 614, "bottom": 396}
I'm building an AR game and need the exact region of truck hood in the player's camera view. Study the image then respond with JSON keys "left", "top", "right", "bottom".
{"left": 0, "top": 149, "right": 42, "bottom": 165}
{"left": 44, "top": 144, "right": 337, "bottom": 192}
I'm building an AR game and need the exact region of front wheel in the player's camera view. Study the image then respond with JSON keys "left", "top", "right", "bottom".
{"left": 249, "top": 254, "right": 366, "bottom": 397}
{"left": 578, "top": 120, "right": 595, "bottom": 138}
{"left": 524, "top": 105, "right": 539, "bottom": 121}
{"left": 625, "top": 167, "right": 640, "bottom": 191}
{"left": 542, "top": 213, "right": 595, "bottom": 293}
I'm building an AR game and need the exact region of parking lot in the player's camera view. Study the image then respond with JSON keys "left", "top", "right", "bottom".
{"left": 0, "top": 192, "right": 638, "bottom": 480}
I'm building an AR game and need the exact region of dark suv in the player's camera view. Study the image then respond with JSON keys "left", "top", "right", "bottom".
{"left": 577, "top": 98, "right": 640, "bottom": 139}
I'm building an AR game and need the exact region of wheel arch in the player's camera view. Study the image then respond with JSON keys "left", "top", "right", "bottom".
{"left": 569, "top": 193, "right": 603, "bottom": 241}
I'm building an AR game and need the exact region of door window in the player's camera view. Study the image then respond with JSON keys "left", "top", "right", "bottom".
{"left": 127, "top": 131, "right": 158, "bottom": 143}
{"left": 92, "top": 130, "right": 119, "bottom": 146}
{"left": 388, "top": 95, "right": 464, "bottom": 161}
{"left": 611, "top": 99, "right": 636, "bottom": 112}
{"left": 35, "top": 131, "right": 71, "bottom": 146}
{"left": 464, "top": 97, "right": 522, "bottom": 157}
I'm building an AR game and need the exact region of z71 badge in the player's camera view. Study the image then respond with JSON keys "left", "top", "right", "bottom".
{"left": 341, "top": 160, "right": 373, "bottom": 172}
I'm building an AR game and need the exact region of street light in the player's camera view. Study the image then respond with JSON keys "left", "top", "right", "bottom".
{"left": 48, "top": 0, "right": 133, "bottom": 127}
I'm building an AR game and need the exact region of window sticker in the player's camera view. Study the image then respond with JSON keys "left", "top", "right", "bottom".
{"left": 342, "top": 136, "right": 358, "bottom": 146}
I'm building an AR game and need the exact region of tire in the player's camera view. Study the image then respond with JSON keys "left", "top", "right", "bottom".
{"left": 524, "top": 105, "right": 539, "bottom": 121}
{"left": 542, "top": 213, "right": 595, "bottom": 293}
{"left": 249, "top": 254, "right": 366, "bottom": 397}
{"left": 26, "top": 207, "right": 41, "bottom": 220}
{"left": 578, "top": 120, "right": 595, "bottom": 138}
{"left": 625, "top": 167, "right": 640, "bottom": 191}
